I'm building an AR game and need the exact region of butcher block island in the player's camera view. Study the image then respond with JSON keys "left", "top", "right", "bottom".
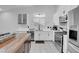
{"left": 0, "top": 32, "right": 31, "bottom": 53}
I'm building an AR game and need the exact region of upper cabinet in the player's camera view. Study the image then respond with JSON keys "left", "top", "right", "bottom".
{"left": 68, "top": 10, "right": 74, "bottom": 26}
{"left": 18, "top": 14, "right": 27, "bottom": 24}
{"left": 73, "top": 6, "right": 79, "bottom": 25}
{"left": 68, "top": 6, "right": 79, "bottom": 26}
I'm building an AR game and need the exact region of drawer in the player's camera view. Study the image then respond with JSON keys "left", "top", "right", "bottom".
{"left": 68, "top": 43, "right": 79, "bottom": 53}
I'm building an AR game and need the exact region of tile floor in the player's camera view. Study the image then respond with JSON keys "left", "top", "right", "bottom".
{"left": 29, "top": 41, "right": 59, "bottom": 53}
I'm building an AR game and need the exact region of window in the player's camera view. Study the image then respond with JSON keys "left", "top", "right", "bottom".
{"left": 18, "top": 14, "right": 27, "bottom": 24}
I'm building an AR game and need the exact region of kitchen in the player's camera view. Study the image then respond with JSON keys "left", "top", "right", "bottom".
{"left": 0, "top": 5, "right": 78, "bottom": 53}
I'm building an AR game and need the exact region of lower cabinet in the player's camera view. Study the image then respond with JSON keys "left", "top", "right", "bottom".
{"left": 40, "top": 31, "right": 49, "bottom": 40}
{"left": 34, "top": 31, "right": 54, "bottom": 41}
{"left": 67, "top": 43, "right": 79, "bottom": 53}
{"left": 34, "top": 31, "right": 40, "bottom": 40}
{"left": 48, "top": 32, "right": 54, "bottom": 41}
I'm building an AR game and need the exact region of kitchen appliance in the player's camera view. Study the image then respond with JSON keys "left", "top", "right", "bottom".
{"left": 69, "top": 29, "right": 79, "bottom": 47}
{"left": 69, "top": 30, "right": 77, "bottom": 41}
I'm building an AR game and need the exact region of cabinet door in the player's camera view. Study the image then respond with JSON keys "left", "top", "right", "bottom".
{"left": 40, "top": 31, "right": 48, "bottom": 40}
{"left": 34, "top": 31, "right": 40, "bottom": 40}
{"left": 48, "top": 32, "right": 53, "bottom": 40}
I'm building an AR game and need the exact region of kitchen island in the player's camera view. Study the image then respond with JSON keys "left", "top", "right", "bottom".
{"left": 0, "top": 32, "right": 31, "bottom": 53}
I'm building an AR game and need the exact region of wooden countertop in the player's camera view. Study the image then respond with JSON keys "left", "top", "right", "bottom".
{"left": 0, "top": 32, "right": 31, "bottom": 53}
{"left": 0, "top": 38, "right": 14, "bottom": 48}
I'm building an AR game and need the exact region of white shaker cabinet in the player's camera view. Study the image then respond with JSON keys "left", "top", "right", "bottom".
{"left": 40, "top": 31, "right": 49, "bottom": 40}
{"left": 34, "top": 31, "right": 40, "bottom": 40}
{"left": 48, "top": 31, "right": 54, "bottom": 41}
{"left": 34, "top": 31, "right": 54, "bottom": 41}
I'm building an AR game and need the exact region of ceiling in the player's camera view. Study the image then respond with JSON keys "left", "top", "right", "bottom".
{"left": 0, "top": 5, "right": 33, "bottom": 11}
{"left": 0, "top": 5, "right": 59, "bottom": 12}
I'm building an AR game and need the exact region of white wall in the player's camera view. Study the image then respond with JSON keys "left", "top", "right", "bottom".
{"left": 0, "top": 12, "right": 17, "bottom": 33}
{"left": 0, "top": 5, "right": 58, "bottom": 33}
